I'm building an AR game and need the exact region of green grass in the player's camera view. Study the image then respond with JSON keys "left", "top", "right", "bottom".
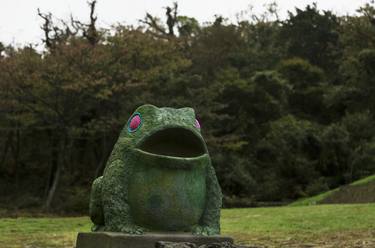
{"left": 289, "top": 188, "right": 339, "bottom": 206}
{"left": 1, "top": 204, "right": 375, "bottom": 247}
{"left": 290, "top": 174, "right": 375, "bottom": 206}
{"left": 351, "top": 174, "right": 375, "bottom": 186}
{"left": 0, "top": 217, "right": 91, "bottom": 248}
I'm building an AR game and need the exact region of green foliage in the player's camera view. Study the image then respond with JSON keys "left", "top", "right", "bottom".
{"left": 177, "top": 16, "right": 200, "bottom": 37}
{"left": 340, "top": 4, "right": 375, "bottom": 55}
{"left": 278, "top": 58, "right": 324, "bottom": 88}
{"left": 278, "top": 58, "right": 329, "bottom": 123}
{"left": 319, "top": 124, "right": 351, "bottom": 184}
{"left": 350, "top": 141, "right": 375, "bottom": 179}
{"left": 2, "top": 1, "right": 375, "bottom": 212}
{"left": 341, "top": 111, "right": 374, "bottom": 144}
{"left": 280, "top": 4, "right": 341, "bottom": 73}
{"left": 214, "top": 151, "right": 257, "bottom": 197}
{"left": 255, "top": 115, "right": 321, "bottom": 200}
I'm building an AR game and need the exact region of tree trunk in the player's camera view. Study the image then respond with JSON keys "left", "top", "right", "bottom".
{"left": 44, "top": 132, "right": 66, "bottom": 211}
{"left": 44, "top": 158, "right": 61, "bottom": 211}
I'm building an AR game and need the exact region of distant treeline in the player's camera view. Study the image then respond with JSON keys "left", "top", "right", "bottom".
{"left": 1, "top": 1, "right": 375, "bottom": 213}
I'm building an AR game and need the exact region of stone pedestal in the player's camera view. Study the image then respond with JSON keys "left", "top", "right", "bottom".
{"left": 76, "top": 232, "right": 234, "bottom": 248}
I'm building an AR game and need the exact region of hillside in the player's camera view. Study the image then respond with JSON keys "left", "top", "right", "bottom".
{"left": 290, "top": 175, "right": 375, "bottom": 206}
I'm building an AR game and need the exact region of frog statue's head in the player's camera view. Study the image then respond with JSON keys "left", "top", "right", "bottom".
{"left": 115, "top": 104, "right": 209, "bottom": 167}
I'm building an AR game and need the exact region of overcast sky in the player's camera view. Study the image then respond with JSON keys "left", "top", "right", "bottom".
{"left": 0, "top": 0, "right": 371, "bottom": 47}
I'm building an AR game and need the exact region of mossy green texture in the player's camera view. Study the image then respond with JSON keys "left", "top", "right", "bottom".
{"left": 89, "top": 104, "right": 222, "bottom": 235}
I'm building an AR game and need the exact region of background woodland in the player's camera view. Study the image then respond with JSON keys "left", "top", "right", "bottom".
{"left": 1, "top": 1, "right": 375, "bottom": 213}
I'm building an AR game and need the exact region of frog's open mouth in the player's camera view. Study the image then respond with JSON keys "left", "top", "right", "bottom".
{"left": 137, "top": 127, "right": 206, "bottom": 158}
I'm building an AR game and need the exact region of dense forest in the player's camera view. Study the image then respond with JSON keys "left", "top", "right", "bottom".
{"left": 1, "top": 1, "right": 375, "bottom": 213}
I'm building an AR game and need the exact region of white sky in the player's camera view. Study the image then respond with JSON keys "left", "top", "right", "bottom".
{"left": 0, "top": 0, "right": 371, "bottom": 47}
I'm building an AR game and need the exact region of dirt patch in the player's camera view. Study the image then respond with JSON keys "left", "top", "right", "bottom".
{"left": 320, "top": 181, "right": 375, "bottom": 204}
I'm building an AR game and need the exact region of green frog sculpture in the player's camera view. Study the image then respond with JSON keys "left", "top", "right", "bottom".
{"left": 89, "top": 104, "right": 222, "bottom": 236}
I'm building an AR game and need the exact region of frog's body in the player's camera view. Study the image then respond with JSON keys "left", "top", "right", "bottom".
{"left": 89, "top": 105, "right": 222, "bottom": 235}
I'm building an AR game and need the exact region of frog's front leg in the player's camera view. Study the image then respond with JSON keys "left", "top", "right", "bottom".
{"left": 89, "top": 176, "right": 105, "bottom": 231}
{"left": 101, "top": 159, "right": 145, "bottom": 234}
{"left": 193, "top": 163, "right": 222, "bottom": 236}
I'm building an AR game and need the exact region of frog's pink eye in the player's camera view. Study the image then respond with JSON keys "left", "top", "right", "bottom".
{"left": 127, "top": 112, "right": 142, "bottom": 132}
{"left": 195, "top": 119, "right": 201, "bottom": 129}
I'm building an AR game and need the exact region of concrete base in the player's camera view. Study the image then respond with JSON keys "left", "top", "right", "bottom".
{"left": 76, "top": 232, "right": 233, "bottom": 248}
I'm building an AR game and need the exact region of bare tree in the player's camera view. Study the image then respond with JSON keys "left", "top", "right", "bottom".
{"left": 38, "top": 0, "right": 100, "bottom": 50}
{"left": 166, "top": 3, "right": 178, "bottom": 36}
{"left": 37, "top": 9, "right": 54, "bottom": 49}
{"left": 0, "top": 42, "right": 5, "bottom": 58}
{"left": 71, "top": 0, "right": 100, "bottom": 46}
{"left": 86, "top": 0, "right": 99, "bottom": 45}
{"left": 141, "top": 2, "right": 179, "bottom": 38}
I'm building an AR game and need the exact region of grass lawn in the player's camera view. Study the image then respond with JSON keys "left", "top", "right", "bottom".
{"left": 1, "top": 204, "right": 375, "bottom": 248}
{"left": 288, "top": 188, "right": 339, "bottom": 207}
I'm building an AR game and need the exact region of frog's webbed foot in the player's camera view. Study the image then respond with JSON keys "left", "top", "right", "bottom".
{"left": 104, "top": 224, "right": 146, "bottom": 235}
{"left": 191, "top": 225, "right": 219, "bottom": 236}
